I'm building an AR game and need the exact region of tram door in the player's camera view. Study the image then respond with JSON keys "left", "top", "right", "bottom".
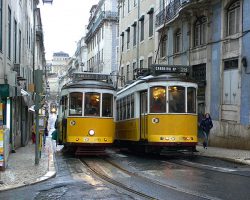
{"left": 140, "top": 91, "right": 148, "bottom": 140}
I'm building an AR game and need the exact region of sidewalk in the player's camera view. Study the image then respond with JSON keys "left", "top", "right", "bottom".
{"left": 0, "top": 141, "right": 250, "bottom": 192}
{"left": 0, "top": 137, "right": 56, "bottom": 191}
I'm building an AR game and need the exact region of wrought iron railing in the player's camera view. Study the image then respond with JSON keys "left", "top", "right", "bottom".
{"left": 155, "top": 0, "right": 191, "bottom": 28}
{"left": 86, "top": 11, "right": 118, "bottom": 42}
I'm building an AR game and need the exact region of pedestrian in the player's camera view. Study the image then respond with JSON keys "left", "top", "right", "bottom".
{"left": 200, "top": 113, "right": 213, "bottom": 149}
{"left": 43, "top": 127, "right": 48, "bottom": 146}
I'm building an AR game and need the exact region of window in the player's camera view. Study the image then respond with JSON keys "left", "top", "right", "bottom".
{"left": 8, "top": 6, "right": 11, "bottom": 59}
{"left": 140, "top": 59, "right": 143, "bottom": 69}
{"left": 121, "top": 33, "right": 124, "bottom": 52}
{"left": 133, "top": 24, "right": 137, "bottom": 46}
{"left": 148, "top": 13, "right": 153, "bottom": 37}
{"left": 18, "top": 30, "right": 21, "bottom": 63}
{"left": 160, "top": 32, "right": 167, "bottom": 58}
{"left": 194, "top": 16, "right": 207, "bottom": 47}
{"left": 61, "top": 96, "right": 68, "bottom": 116}
{"left": 0, "top": 0, "right": 2, "bottom": 51}
{"left": 131, "top": 94, "right": 134, "bottom": 118}
{"left": 223, "top": 59, "right": 238, "bottom": 105}
{"left": 150, "top": 87, "right": 166, "bottom": 113}
{"left": 102, "top": 94, "right": 113, "bottom": 117}
{"left": 122, "top": 98, "right": 126, "bottom": 120}
{"left": 69, "top": 92, "right": 83, "bottom": 116}
{"left": 126, "top": 28, "right": 130, "bottom": 49}
{"left": 187, "top": 87, "right": 196, "bottom": 113}
{"left": 169, "top": 86, "right": 185, "bottom": 113}
{"left": 84, "top": 92, "right": 100, "bottom": 116}
{"left": 227, "top": 1, "right": 240, "bottom": 36}
{"left": 126, "top": 64, "right": 130, "bottom": 81}
{"left": 14, "top": 20, "right": 17, "bottom": 63}
{"left": 126, "top": 96, "right": 131, "bottom": 119}
{"left": 128, "top": 0, "right": 130, "bottom": 13}
{"left": 133, "top": 62, "right": 136, "bottom": 79}
{"left": 174, "top": 29, "right": 181, "bottom": 53}
{"left": 140, "top": 16, "right": 144, "bottom": 41}
{"left": 148, "top": 56, "right": 152, "bottom": 68}
{"left": 122, "top": 1, "right": 125, "bottom": 18}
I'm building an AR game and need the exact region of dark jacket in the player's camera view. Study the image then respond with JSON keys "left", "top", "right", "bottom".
{"left": 200, "top": 117, "right": 213, "bottom": 133}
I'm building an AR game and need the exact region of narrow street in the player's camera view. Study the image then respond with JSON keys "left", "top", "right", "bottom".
{"left": 1, "top": 146, "right": 250, "bottom": 200}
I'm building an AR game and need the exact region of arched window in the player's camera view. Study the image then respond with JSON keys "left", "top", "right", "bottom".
{"left": 227, "top": 1, "right": 240, "bottom": 35}
{"left": 194, "top": 16, "right": 207, "bottom": 47}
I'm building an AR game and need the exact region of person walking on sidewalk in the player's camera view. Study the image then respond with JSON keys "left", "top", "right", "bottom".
{"left": 200, "top": 113, "right": 213, "bottom": 149}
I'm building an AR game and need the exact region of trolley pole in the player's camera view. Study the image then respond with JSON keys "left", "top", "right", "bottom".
{"left": 35, "top": 94, "right": 40, "bottom": 165}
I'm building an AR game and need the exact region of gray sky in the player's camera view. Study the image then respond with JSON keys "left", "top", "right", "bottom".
{"left": 39, "top": 0, "right": 99, "bottom": 60}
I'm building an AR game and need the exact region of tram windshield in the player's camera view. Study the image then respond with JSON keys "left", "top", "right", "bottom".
{"left": 150, "top": 87, "right": 166, "bottom": 113}
{"left": 102, "top": 94, "right": 113, "bottom": 117}
{"left": 169, "top": 86, "right": 185, "bottom": 113}
{"left": 84, "top": 92, "right": 100, "bottom": 116}
{"left": 69, "top": 92, "right": 82, "bottom": 116}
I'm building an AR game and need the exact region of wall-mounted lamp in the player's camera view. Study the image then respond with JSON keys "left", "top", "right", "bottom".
{"left": 42, "top": 0, "right": 53, "bottom": 4}
{"left": 242, "top": 57, "right": 248, "bottom": 68}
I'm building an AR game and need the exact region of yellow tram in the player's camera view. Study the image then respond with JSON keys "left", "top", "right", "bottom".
{"left": 57, "top": 73, "right": 116, "bottom": 155}
{"left": 115, "top": 65, "right": 198, "bottom": 153}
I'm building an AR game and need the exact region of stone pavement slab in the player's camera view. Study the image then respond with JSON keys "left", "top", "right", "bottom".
{"left": 0, "top": 137, "right": 56, "bottom": 191}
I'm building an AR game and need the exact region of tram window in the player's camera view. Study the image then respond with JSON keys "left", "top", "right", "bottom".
{"left": 187, "top": 87, "right": 196, "bottom": 113}
{"left": 127, "top": 96, "right": 131, "bottom": 119}
{"left": 102, "top": 94, "right": 113, "bottom": 117}
{"left": 122, "top": 98, "right": 127, "bottom": 120}
{"left": 84, "top": 92, "right": 100, "bottom": 116}
{"left": 69, "top": 92, "right": 83, "bottom": 116}
{"left": 116, "top": 100, "right": 119, "bottom": 120}
{"left": 150, "top": 87, "right": 166, "bottom": 113}
{"left": 131, "top": 94, "right": 134, "bottom": 118}
{"left": 169, "top": 86, "right": 185, "bottom": 113}
{"left": 119, "top": 99, "right": 122, "bottom": 120}
{"left": 61, "top": 96, "right": 68, "bottom": 115}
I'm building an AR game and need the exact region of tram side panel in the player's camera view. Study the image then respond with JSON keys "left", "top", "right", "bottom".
{"left": 147, "top": 114, "right": 198, "bottom": 145}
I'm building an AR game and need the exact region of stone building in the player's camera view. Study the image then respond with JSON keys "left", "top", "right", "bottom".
{"left": 85, "top": 0, "right": 119, "bottom": 77}
{"left": 118, "top": 0, "right": 156, "bottom": 86}
{"left": 154, "top": 0, "right": 250, "bottom": 149}
{"left": 0, "top": 0, "right": 45, "bottom": 156}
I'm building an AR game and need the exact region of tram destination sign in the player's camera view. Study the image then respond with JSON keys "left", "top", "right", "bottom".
{"left": 151, "top": 64, "right": 190, "bottom": 74}
{"left": 72, "top": 73, "right": 110, "bottom": 81}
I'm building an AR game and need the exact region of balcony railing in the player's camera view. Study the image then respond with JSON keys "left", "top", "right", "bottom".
{"left": 155, "top": 0, "right": 191, "bottom": 28}
{"left": 85, "top": 11, "right": 118, "bottom": 42}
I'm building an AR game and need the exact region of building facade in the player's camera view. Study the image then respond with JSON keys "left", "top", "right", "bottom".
{"left": 85, "top": 0, "right": 119, "bottom": 77}
{"left": 118, "top": 0, "right": 156, "bottom": 86}
{"left": 0, "top": 0, "right": 45, "bottom": 160}
{"left": 47, "top": 51, "right": 70, "bottom": 101}
{"left": 154, "top": 0, "right": 250, "bottom": 149}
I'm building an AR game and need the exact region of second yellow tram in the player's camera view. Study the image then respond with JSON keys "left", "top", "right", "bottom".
{"left": 115, "top": 67, "right": 198, "bottom": 153}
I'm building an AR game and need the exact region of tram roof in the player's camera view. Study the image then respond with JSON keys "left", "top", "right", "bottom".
{"left": 62, "top": 79, "right": 115, "bottom": 90}
{"left": 117, "top": 74, "right": 195, "bottom": 94}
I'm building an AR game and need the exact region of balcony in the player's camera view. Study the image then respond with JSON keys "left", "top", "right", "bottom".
{"left": 155, "top": 0, "right": 191, "bottom": 28}
{"left": 85, "top": 11, "right": 118, "bottom": 42}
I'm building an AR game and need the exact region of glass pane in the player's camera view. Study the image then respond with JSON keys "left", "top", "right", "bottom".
{"left": 102, "top": 94, "right": 113, "bottom": 117}
{"left": 169, "top": 86, "right": 185, "bottom": 113}
{"left": 150, "top": 87, "right": 166, "bottom": 113}
{"left": 127, "top": 96, "right": 131, "bottom": 119}
{"left": 69, "top": 93, "right": 82, "bottom": 116}
{"left": 84, "top": 92, "right": 100, "bottom": 116}
{"left": 187, "top": 87, "right": 196, "bottom": 113}
{"left": 131, "top": 94, "right": 134, "bottom": 118}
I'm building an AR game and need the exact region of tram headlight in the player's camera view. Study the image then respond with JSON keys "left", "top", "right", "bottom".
{"left": 88, "top": 129, "right": 95, "bottom": 136}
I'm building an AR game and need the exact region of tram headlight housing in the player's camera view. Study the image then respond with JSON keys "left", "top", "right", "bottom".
{"left": 88, "top": 129, "right": 95, "bottom": 136}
